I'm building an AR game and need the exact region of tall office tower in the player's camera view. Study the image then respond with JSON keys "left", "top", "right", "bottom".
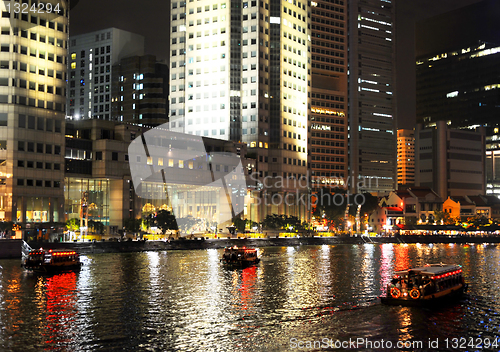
{"left": 67, "top": 28, "right": 144, "bottom": 121}
{"left": 416, "top": 0, "right": 500, "bottom": 128}
{"left": 396, "top": 129, "right": 414, "bottom": 187}
{"left": 416, "top": 121, "right": 485, "bottom": 200}
{"left": 0, "top": 0, "right": 72, "bottom": 234}
{"left": 348, "top": 0, "right": 397, "bottom": 194}
{"left": 169, "top": 0, "right": 310, "bottom": 181}
{"left": 111, "top": 55, "right": 169, "bottom": 127}
{"left": 308, "top": 0, "right": 348, "bottom": 191}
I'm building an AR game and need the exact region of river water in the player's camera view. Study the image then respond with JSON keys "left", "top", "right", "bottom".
{"left": 0, "top": 244, "right": 499, "bottom": 351}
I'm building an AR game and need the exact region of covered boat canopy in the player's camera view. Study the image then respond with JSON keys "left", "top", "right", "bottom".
{"left": 393, "top": 263, "right": 462, "bottom": 277}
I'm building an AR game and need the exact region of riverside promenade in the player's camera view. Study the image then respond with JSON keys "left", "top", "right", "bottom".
{"left": 19, "top": 234, "right": 500, "bottom": 256}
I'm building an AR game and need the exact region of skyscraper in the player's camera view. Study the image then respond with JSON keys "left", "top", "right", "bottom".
{"left": 309, "top": 0, "right": 348, "bottom": 190}
{"left": 415, "top": 121, "right": 485, "bottom": 200}
{"left": 0, "top": 0, "right": 71, "bottom": 234}
{"left": 396, "top": 129, "right": 414, "bottom": 187}
{"left": 416, "top": 0, "right": 500, "bottom": 128}
{"left": 348, "top": 0, "right": 397, "bottom": 194}
{"left": 67, "top": 28, "right": 145, "bottom": 121}
{"left": 111, "top": 55, "right": 169, "bottom": 127}
{"left": 169, "top": 0, "right": 309, "bottom": 181}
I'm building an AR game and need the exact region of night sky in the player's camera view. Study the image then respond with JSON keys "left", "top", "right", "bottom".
{"left": 70, "top": 0, "right": 483, "bottom": 130}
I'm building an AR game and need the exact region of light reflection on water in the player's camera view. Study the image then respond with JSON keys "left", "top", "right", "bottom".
{"left": 0, "top": 244, "right": 499, "bottom": 351}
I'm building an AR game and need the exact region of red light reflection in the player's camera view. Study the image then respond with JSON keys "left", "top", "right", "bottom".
{"left": 239, "top": 266, "right": 257, "bottom": 311}
{"left": 43, "top": 272, "right": 78, "bottom": 350}
{"left": 394, "top": 245, "right": 410, "bottom": 271}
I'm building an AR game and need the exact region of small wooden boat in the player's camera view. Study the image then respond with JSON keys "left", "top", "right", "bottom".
{"left": 22, "top": 248, "right": 82, "bottom": 273}
{"left": 380, "top": 263, "right": 467, "bottom": 306}
{"left": 220, "top": 246, "right": 260, "bottom": 267}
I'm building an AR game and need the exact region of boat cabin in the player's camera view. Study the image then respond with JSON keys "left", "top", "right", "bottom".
{"left": 221, "top": 246, "right": 259, "bottom": 266}
{"left": 385, "top": 263, "right": 466, "bottom": 303}
{"left": 23, "top": 248, "right": 81, "bottom": 272}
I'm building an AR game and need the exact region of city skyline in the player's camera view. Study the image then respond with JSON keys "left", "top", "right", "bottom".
{"left": 70, "top": 0, "right": 484, "bottom": 130}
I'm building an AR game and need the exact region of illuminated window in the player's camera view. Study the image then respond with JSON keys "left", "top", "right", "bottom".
{"left": 188, "top": 161, "right": 194, "bottom": 169}
{"left": 179, "top": 160, "right": 184, "bottom": 168}
{"left": 158, "top": 158, "right": 163, "bottom": 166}
{"left": 168, "top": 159, "right": 174, "bottom": 167}
{"left": 71, "top": 53, "right": 76, "bottom": 60}
{"left": 71, "top": 62, "right": 76, "bottom": 69}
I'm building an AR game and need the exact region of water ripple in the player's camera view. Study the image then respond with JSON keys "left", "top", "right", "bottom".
{"left": 0, "top": 244, "right": 498, "bottom": 351}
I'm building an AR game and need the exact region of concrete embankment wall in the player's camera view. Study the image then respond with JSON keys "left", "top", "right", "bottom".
{"left": 19, "top": 235, "right": 500, "bottom": 256}
{"left": 0, "top": 240, "right": 22, "bottom": 259}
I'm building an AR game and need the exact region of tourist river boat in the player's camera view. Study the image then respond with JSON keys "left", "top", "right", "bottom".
{"left": 22, "top": 248, "right": 82, "bottom": 273}
{"left": 220, "top": 246, "right": 260, "bottom": 267}
{"left": 380, "top": 263, "right": 467, "bottom": 306}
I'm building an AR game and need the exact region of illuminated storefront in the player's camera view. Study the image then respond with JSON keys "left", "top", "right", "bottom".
{"left": 64, "top": 178, "right": 111, "bottom": 226}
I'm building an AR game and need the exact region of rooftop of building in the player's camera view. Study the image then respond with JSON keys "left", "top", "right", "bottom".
{"left": 416, "top": 0, "right": 500, "bottom": 58}
{"left": 449, "top": 196, "right": 474, "bottom": 205}
{"left": 407, "top": 187, "right": 441, "bottom": 200}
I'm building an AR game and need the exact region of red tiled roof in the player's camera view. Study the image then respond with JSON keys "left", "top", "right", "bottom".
{"left": 395, "top": 190, "right": 412, "bottom": 199}
{"left": 408, "top": 187, "right": 440, "bottom": 198}
{"left": 450, "top": 196, "right": 474, "bottom": 205}
{"left": 468, "top": 195, "right": 488, "bottom": 206}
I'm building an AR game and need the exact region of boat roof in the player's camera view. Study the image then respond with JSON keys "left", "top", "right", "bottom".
{"left": 394, "top": 264, "right": 461, "bottom": 276}
{"left": 224, "top": 246, "right": 256, "bottom": 251}
{"left": 30, "top": 249, "right": 77, "bottom": 255}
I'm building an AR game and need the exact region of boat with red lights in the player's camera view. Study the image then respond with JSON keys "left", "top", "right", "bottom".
{"left": 380, "top": 263, "right": 467, "bottom": 306}
{"left": 22, "top": 248, "right": 82, "bottom": 273}
{"left": 221, "top": 246, "right": 260, "bottom": 267}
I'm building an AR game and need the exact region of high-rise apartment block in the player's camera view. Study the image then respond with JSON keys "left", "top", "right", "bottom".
{"left": 396, "top": 129, "right": 414, "bottom": 187}
{"left": 309, "top": 0, "right": 348, "bottom": 190}
{"left": 169, "top": 0, "right": 310, "bottom": 181}
{"left": 348, "top": 0, "right": 397, "bottom": 194}
{"left": 111, "top": 55, "right": 169, "bottom": 127}
{"left": 0, "top": 0, "right": 71, "bottom": 232}
{"left": 67, "top": 28, "right": 144, "bottom": 121}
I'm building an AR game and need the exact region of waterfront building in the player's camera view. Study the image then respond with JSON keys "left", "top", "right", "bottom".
{"left": 443, "top": 195, "right": 500, "bottom": 220}
{"left": 65, "top": 120, "right": 259, "bottom": 235}
{"left": 373, "top": 187, "right": 442, "bottom": 229}
{"left": 416, "top": 0, "right": 500, "bottom": 128}
{"left": 397, "top": 129, "right": 415, "bottom": 187}
{"left": 442, "top": 196, "right": 475, "bottom": 220}
{"left": 67, "top": 28, "right": 144, "bottom": 121}
{"left": 168, "top": 0, "right": 311, "bottom": 222}
{"left": 308, "top": 0, "right": 348, "bottom": 190}
{"left": 0, "top": 0, "right": 74, "bottom": 238}
{"left": 348, "top": 0, "right": 397, "bottom": 194}
{"left": 415, "top": 121, "right": 486, "bottom": 200}
{"left": 111, "top": 55, "right": 169, "bottom": 127}
{"left": 64, "top": 119, "right": 147, "bottom": 235}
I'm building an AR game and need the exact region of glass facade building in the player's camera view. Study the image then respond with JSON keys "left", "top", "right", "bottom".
{"left": 348, "top": 0, "right": 397, "bottom": 194}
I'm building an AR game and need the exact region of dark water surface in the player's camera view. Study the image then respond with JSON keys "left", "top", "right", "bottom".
{"left": 1, "top": 244, "right": 500, "bottom": 351}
